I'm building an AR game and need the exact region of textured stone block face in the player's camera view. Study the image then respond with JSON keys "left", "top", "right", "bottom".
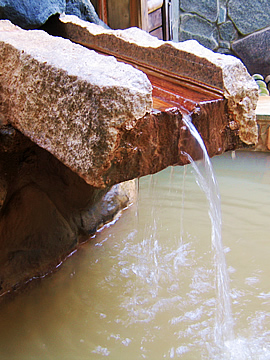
{"left": 228, "top": 0, "right": 270, "bottom": 35}
{"left": 179, "top": 14, "right": 219, "bottom": 50}
{"left": 219, "top": 21, "right": 237, "bottom": 42}
{"left": 0, "top": 0, "right": 65, "bottom": 29}
{"left": 58, "top": 15, "right": 258, "bottom": 145}
{"left": 232, "top": 27, "right": 270, "bottom": 78}
{"left": 65, "top": 0, "right": 104, "bottom": 27}
{"left": 180, "top": 0, "right": 218, "bottom": 22}
{"left": 0, "top": 20, "right": 152, "bottom": 187}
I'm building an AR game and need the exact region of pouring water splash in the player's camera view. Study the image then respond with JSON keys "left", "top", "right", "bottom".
{"left": 182, "top": 114, "right": 235, "bottom": 355}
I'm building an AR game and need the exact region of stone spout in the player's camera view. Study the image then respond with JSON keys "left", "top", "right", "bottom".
{"left": 0, "top": 19, "right": 258, "bottom": 188}
{"left": 0, "top": 19, "right": 258, "bottom": 298}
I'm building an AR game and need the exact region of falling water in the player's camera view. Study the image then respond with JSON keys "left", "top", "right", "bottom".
{"left": 182, "top": 114, "right": 235, "bottom": 352}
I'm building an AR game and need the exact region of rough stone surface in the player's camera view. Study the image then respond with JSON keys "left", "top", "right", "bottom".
{"left": 179, "top": 14, "right": 219, "bottom": 50}
{"left": 180, "top": 0, "right": 218, "bottom": 22}
{"left": 58, "top": 15, "right": 258, "bottom": 145}
{"left": 219, "top": 20, "right": 237, "bottom": 42}
{"left": 65, "top": 0, "right": 106, "bottom": 27}
{"left": 0, "top": 20, "right": 152, "bottom": 188}
{"left": 228, "top": 0, "right": 270, "bottom": 35}
{"left": 232, "top": 27, "right": 270, "bottom": 78}
{"left": 217, "top": 5, "right": 226, "bottom": 25}
{"left": 0, "top": 0, "right": 65, "bottom": 29}
{"left": 0, "top": 128, "right": 136, "bottom": 298}
{"left": 176, "top": 0, "right": 270, "bottom": 61}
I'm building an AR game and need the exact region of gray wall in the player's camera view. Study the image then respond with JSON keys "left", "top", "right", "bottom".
{"left": 172, "top": 0, "right": 270, "bottom": 76}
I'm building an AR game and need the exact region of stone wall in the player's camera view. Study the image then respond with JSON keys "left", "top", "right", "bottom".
{"left": 178, "top": 0, "right": 270, "bottom": 76}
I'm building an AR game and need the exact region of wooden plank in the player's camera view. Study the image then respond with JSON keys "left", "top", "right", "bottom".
{"left": 98, "top": 0, "right": 108, "bottom": 24}
{"left": 107, "top": 0, "right": 130, "bottom": 29}
{"left": 162, "top": 0, "right": 169, "bottom": 40}
{"left": 148, "top": 0, "right": 163, "bottom": 13}
{"left": 139, "top": 0, "right": 148, "bottom": 30}
{"left": 130, "top": 0, "right": 139, "bottom": 27}
{"left": 255, "top": 96, "right": 270, "bottom": 121}
{"left": 148, "top": 8, "right": 162, "bottom": 31}
{"left": 149, "top": 26, "right": 163, "bottom": 39}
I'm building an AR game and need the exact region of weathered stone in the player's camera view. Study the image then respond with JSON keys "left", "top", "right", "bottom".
{"left": 0, "top": 0, "right": 65, "bottom": 29}
{"left": 219, "top": 20, "right": 237, "bottom": 42}
{"left": 228, "top": 0, "right": 270, "bottom": 35}
{"left": 217, "top": 5, "right": 226, "bottom": 25}
{"left": 0, "top": 20, "right": 152, "bottom": 188}
{"left": 57, "top": 15, "right": 258, "bottom": 145}
{"left": 219, "top": 40, "right": 231, "bottom": 49}
{"left": 216, "top": 49, "right": 232, "bottom": 55}
{"left": 180, "top": 0, "right": 218, "bottom": 22}
{"left": 179, "top": 15, "right": 218, "bottom": 50}
{"left": 66, "top": 0, "right": 106, "bottom": 27}
{"left": 232, "top": 27, "right": 270, "bottom": 78}
{"left": 0, "top": 130, "right": 136, "bottom": 297}
{"left": 179, "top": 14, "right": 219, "bottom": 50}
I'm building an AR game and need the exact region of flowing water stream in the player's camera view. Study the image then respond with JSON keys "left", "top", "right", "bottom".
{"left": 0, "top": 150, "right": 270, "bottom": 359}
{"left": 182, "top": 116, "right": 234, "bottom": 357}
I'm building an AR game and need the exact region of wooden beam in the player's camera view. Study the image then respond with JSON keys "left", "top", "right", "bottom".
{"left": 139, "top": 0, "right": 148, "bottom": 30}
{"left": 98, "top": 0, "right": 108, "bottom": 24}
{"left": 130, "top": 0, "right": 139, "bottom": 27}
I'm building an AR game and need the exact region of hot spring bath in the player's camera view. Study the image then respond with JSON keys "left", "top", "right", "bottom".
{"left": 0, "top": 151, "right": 269, "bottom": 359}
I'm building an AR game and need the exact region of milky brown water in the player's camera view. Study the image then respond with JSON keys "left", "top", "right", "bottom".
{"left": 0, "top": 151, "right": 270, "bottom": 359}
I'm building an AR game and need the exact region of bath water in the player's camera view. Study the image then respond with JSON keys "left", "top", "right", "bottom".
{"left": 0, "top": 151, "right": 269, "bottom": 359}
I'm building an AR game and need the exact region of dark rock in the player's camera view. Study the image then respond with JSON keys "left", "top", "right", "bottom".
{"left": 219, "top": 20, "right": 237, "bottom": 42}
{"left": 180, "top": 0, "right": 218, "bottom": 22}
{"left": 66, "top": 0, "right": 107, "bottom": 27}
{"left": 0, "top": 132, "right": 134, "bottom": 298}
{"left": 179, "top": 14, "right": 219, "bottom": 50}
{"left": 0, "top": 0, "right": 65, "bottom": 29}
{"left": 228, "top": 0, "right": 270, "bottom": 35}
{"left": 232, "top": 27, "right": 270, "bottom": 77}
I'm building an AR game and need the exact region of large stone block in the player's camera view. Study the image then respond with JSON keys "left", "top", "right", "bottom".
{"left": 0, "top": 0, "right": 65, "bottom": 29}
{"left": 180, "top": 0, "right": 218, "bottom": 22}
{"left": 0, "top": 20, "right": 152, "bottom": 188}
{"left": 232, "top": 27, "right": 270, "bottom": 77}
{"left": 228, "top": 0, "right": 270, "bottom": 35}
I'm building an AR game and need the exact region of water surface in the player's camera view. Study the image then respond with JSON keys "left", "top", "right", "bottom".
{"left": 0, "top": 151, "right": 269, "bottom": 359}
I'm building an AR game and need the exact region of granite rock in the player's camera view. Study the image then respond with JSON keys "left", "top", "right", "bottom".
{"left": 232, "top": 27, "right": 270, "bottom": 77}
{"left": 0, "top": 20, "right": 152, "bottom": 188}
{"left": 219, "top": 20, "right": 237, "bottom": 42}
{"left": 180, "top": 14, "right": 219, "bottom": 50}
{"left": 66, "top": 0, "right": 107, "bottom": 27}
{"left": 0, "top": 0, "right": 65, "bottom": 29}
{"left": 228, "top": 0, "right": 270, "bottom": 35}
{"left": 217, "top": 5, "right": 226, "bottom": 25}
{"left": 180, "top": 0, "right": 218, "bottom": 22}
